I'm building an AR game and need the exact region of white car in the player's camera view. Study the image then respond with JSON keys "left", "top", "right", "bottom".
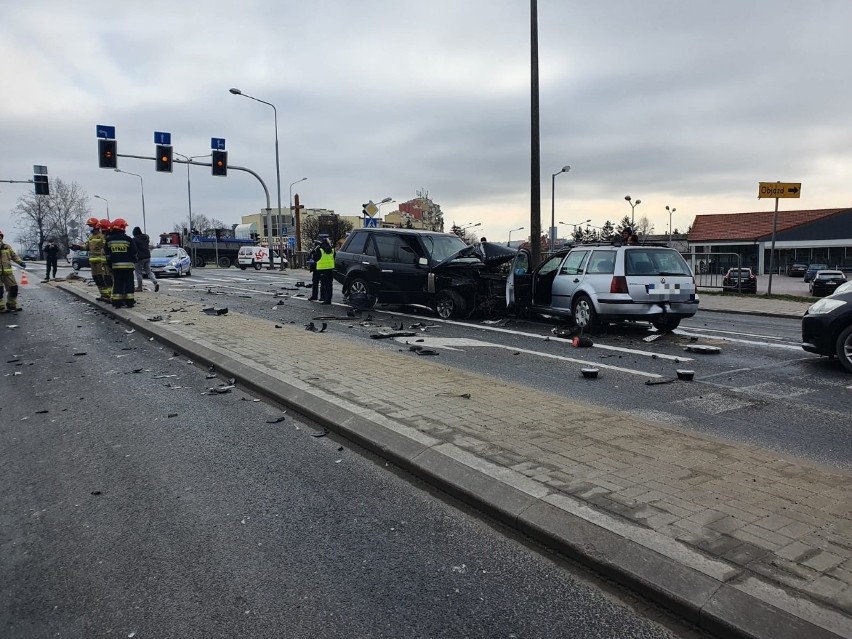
{"left": 237, "top": 246, "right": 288, "bottom": 270}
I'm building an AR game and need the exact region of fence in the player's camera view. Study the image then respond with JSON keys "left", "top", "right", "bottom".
{"left": 683, "top": 252, "right": 742, "bottom": 290}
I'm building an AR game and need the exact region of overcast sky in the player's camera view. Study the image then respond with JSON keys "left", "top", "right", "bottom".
{"left": 2, "top": 0, "right": 852, "bottom": 245}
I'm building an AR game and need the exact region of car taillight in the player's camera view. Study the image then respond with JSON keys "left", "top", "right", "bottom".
{"left": 610, "top": 276, "right": 629, "bottom": 294}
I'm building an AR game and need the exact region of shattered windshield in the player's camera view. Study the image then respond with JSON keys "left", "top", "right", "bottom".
{"left": 151, "top": 248, "right": 179, "bottom": 259}
{"left": 421, "top": 234, "right": 468, "bottom": 262}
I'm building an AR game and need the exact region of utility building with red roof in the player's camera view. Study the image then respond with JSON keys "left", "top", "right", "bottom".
{"left": 686, "top": 208, "right": 852, "bottom": 274}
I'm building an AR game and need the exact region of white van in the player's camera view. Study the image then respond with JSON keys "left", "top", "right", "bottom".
{"left": 237, "top": 246, "right": 288, "bottom": 270}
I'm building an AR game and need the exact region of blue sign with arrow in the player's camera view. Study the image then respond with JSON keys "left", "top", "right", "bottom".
{"left": 154, "top": 131, "right": 172, "bottom": 145}
{"left": 211, "top": 137, "right": 226, "bottom": 150}
{"left": 96, "top": 124, "right": 116, "bottom": 139}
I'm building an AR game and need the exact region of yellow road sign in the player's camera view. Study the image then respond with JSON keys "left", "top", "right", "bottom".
{"left": 758, "top": 182, "right": 802, "bottom": 199}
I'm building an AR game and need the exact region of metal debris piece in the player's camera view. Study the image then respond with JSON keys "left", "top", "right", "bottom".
{"left": 643, "top": 333, "right": 663, "bottom": 342}
{"left": 684, "top": 345, "right": 721, "bottom": 354}
{"left": 645, "top": 377, "right": 678, "bottom": 385}
{"left": 205, "top": 385, "right": 235, "bottom": 394}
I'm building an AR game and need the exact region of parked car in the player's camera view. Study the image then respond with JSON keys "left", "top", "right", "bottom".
{"left": 150, "top": 247, "right": 192, "bottom": 277}
{"left": 809, "top": 270, "right": 847, "bottom": 298}
{"left": 804, "top": 263, "right": 829, "bottom": 283}
{"left": 802, "top": 286, "right": 852, "bottom": 372}
{"left": 70, "top": 250, "right": 90, "bottom": 270}
{"left": 506, "top": 244, "right": 698, "bottom": 332}
{"left": 786, "top": 262, "right": 808, "bottom": 277}
{"left": 722, "top": 267, "right": 758, "bottom": 293}
{"left": 237, "top": 245, "right": 288, "bottom": 270}
{"left": 22, "top": 248, "right": 40, "bottom": 260}
{"left": 334, "top": 228, "right": 516, "bottom": 319}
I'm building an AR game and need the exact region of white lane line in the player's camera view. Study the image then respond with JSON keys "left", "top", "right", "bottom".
{"left": 380, "top": 307, "right": 691, "bottom": 361}
{"left": 395, "top": 336, "right": 663, "bottom": 379}
{"left": 674, "top": 329, "right": 802, "bottom": 351}
{"left": 678, "top": 324, "right": 792, "bottom": 341}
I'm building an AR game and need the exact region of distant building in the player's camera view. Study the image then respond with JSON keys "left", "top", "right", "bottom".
{"left": 382, "top": 191, "right": 444, "bottom": 231}
{"left": 687, "top": 208, "right": 852, "bottom": 273}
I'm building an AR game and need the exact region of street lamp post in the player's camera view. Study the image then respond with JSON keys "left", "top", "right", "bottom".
{"left": 559, "top": 219, "right": 591, "bottom": 242}
{"left": 174, "top": 152, "right": 211, "bottom": 267}
{"left": 550, "top": 165, "right": 571, "bottom": 248}
{"left": 230, "top": 87, "right": 282, "bottom": 269}
{"left": 508, "top": 226, "right": 524, "bottom": 246}
{"left": 286, "top": 177, "right": 307, "bottom": 269}
{"left": 114, "top": 169, "right": 146, "bottom": 234}
{"left": 625, "top": 195, "right": 641, "bottom": 225}
{"left": 93, "top": 194, "right": 110, "bottom": 221}
{"left": 666, "top": 205, "right": 677, "bottom": 247}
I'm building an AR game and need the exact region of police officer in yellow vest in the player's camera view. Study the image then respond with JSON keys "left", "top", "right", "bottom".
{"left": 0, "top": 230, "right": 26, "bottom": 313}
{"left": 315, "top": 237, "right": 336, "bottom": 305}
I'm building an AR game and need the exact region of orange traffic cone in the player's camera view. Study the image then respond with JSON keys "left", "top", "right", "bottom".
{"left": 20, "top": 271, "right": 29, "bottom": 286}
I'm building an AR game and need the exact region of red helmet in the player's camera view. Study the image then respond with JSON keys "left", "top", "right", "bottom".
{"left": 111, "top": 218, "right": 128, "bottom": 230}
{"left": 99, "top": 219, "right": 111, "bottom": 230}
{"left": 86, "top": 217, "right": 99, "bottom": 227}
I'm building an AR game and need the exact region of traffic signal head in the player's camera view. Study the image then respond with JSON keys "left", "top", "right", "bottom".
{"left": 156, "top": 144, "right": 173, "bottom": 173}
{"left": 212, "top": 150, "right": 228, "bottom": 177}
{"left": 33, "top": 174, "right": 49, "bottom": 196}
{"left": 98, "top": 139, "right": 117, "bottom": 169}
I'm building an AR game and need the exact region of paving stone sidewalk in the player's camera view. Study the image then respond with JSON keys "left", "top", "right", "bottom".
{"left": 60, "top": 281, "right": 852, "bottom": 637}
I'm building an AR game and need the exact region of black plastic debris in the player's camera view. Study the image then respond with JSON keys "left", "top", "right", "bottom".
{"left": 205, "top": 373, "right": 217, "bottom": 379}
{"left": 73, "top": 352, "right": 87, "bottom": 357}
{"left": 202, "top": 307, "right": 228, "bottom": 316}
{"left": 35, "top": 410, "right": 49, "bottom": 414}
{"left": 131, "top": 368, "right": 144, "bottom": 374}
{"left": 645, "top": 377, "right": 678, "bottom": 385}
{"left": 7, "top": 358, "right": 20, "bottom": 363}
{"left": 552, "top": 326, "right": 580, "bottom": 339}
{"left": 572, "top": 336, "right": 594, "bottom": 348}
{"left": 676, "top": 369, "right": 695, "bottom": 381}
{"left": 436, "top": 392, "right": 471, "bottom": 399}
{"left": 167, "top": 413, "right": 178, "bottom": 418}
{"left": 91, "top": 491, "right": 102, "bottom": 496}
{"left": 148, "top": 315, "right": 164, "bottom": 322}
{"left": 415, "top": 349, "right": 438, "bottom": 356}
{"left": 581, "top": 368, "right": 599, "bottom": 379}
{"left": 265, "top": 416, "right": 286, "bottom": 423}
{"left": 370, "top": 331, "right": 416, "bottom": 339}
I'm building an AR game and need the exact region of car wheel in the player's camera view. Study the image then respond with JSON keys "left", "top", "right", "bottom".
{"left": 72, "top": 261, "right": 80, "bottom": 270}
{"left": 435, "top": 289, "right": 468, "bottom": 319}
{"left": 239, "top": 265, "right": 247, "bottom": 270}
{"left": 572, "top": 294, "right": 598, "bottom": 330}
{"left": 186, "top": 267, "right": 191, "bottom": 277}
{"left": 217, "top": 256, "right": 231, "bottom": 268}
{"left": 193, "top": 255, "right": 206, "bottom": 268}
{"left": 177, "top": 265, "right": 183, "bottom": 278}
{"left": 652, "top": 317, "right": 681, "bottom": 332}
{"left": 346, "top": 277, "right": 377, "bottom": 310}
{"left": 836, "top": 325, "right": 852, "bottom": 373}
{"left": 254, "top": 262, "right": 263, "bottom": 271}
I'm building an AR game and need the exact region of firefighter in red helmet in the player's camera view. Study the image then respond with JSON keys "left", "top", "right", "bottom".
{"left": 104, "top": 218, "right": 138, "bottom": 308}
{"left": 84, "top": 217, "right": 110, "bottom": 301}
{"left": 0, "top": 229, "right": 27, "bottom": 313}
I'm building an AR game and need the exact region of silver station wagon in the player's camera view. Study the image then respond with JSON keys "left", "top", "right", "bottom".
{"left": 506, "top": 244, "right": 699, "bottom": 332}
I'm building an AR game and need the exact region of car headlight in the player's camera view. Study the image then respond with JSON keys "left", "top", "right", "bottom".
{"left": 807, "top": 298, "right": 847, "bottom": 315}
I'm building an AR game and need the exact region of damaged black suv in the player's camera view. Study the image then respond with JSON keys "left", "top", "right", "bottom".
{"left": 333, "top": 228, "right": 516, "bottom": 319}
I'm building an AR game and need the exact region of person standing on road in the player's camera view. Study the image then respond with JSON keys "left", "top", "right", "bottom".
{"left": 0, "top": 230, "right": 26, "bottom": 313}
{"left": 104, "top": 218, "right": 138, "bottom": 308}
{"left": 131, "top": 226, "right": 159, "bottom": 293}
{"left": 315, "top": 237, "right": 335, "bottom": 305}
{"left": 84, "top": 218, "right": 109, "bottom": 301}
{"left": 307, "top": 239, "right": 322, "bottom": 301}
{"left": 42, "top": 238, "right": 60, "bottom": 282}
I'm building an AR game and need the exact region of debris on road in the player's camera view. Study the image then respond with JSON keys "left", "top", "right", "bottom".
{"left": 309, "top": 428, "right": 329, "bottom": 438}
{"left": 202, "top": 307, "right": 229, "bottom": 316}
{"left": 370, "top": 331, "right": 416, "bottom": 339}
{"left": 265, "top": 415, "right": 286, "bottom": 423}
{"left": 204, "top": 384, "right": 235, "bottom": 395}
{"left": 643, "top": 333, "right": 664, "bottom": 342}
{"left": 305, "top": 322, "right": 328, "bottom": 332}
{"left": 572, "top": 336, "right": 594, "bottom": 348}
{"left": 676, "top": 369, "right": 695, "bottom": 381}
{"left": 684, "top": 344, "right": 721, "bottom": 354}
{"left": 147, "top": 315, "right": 164, "bottom": 322}
{"left": 581, "top": 368, "right": 599, "bottom": 379}
{"left": 436, "top": 392, "right": 471, "bottom": 399}
{"left": 644, "top": 377, "right": 678, "bottom": 385}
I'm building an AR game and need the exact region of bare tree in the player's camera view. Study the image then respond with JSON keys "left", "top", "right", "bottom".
{"left": 635, "top": 215, "right": 655, "bottom": 240}
{"left": 11, "top": 178, "right": 89, "bottom": 256}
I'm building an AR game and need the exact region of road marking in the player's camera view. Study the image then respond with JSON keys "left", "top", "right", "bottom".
{"left": 678, "top": 324, "right": 793, "bottom": 342}
{"left": 395, "top": 336, "right": 663, "bottom": 379}
{"left": 674, "top": 329, "right": 801, "bottom": 351}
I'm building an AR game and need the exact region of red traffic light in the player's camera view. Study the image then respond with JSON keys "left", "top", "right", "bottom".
{"left": 212, "top": 150, "right": 227, "bottom": 177}
{"left": 98, "top": 139, "right": 117, "bottom": 169}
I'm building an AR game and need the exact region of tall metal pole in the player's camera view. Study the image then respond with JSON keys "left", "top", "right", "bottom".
{"left": 550, "top": 166, "right": 570, "bottom": 249}
{"left": 114, "top": 169, "right": 146, "bottom": 234}
{"left": 530, "top": 0, "right": 541, "bottom": 267}
{"left": 768, "top": 194, "right": 779, "bottom": 295}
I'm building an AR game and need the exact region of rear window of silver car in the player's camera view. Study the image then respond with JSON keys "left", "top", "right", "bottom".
{"left": 624, "top": 249, "right": 692, "bottom": 277}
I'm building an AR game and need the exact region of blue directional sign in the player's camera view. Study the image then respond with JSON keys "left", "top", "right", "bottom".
{"left": 211, "top": 137, "right": 226, "bottom": 150}
{"left": 287, "top": 237, "right": 296, "bottom": 250}
{"left": 364, "top": 216, "right": 378, "bottom": 228}
{"left": 154, "top": 131, "right": 172, "bottom": 145}
{"left": 96, "top": 124, "right": 116, "bottom": 139}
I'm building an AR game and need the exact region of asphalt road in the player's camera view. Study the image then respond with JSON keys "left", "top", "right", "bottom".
{"left": 109, "top": 265, "right": 852, "bottom": 470}
{"left": 1, "top": 280, "right": 696, "bottom": 638}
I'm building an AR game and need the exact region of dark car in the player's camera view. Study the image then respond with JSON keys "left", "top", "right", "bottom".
{"left": 804, "top": 263, "right": 829, "bottom": 283}
{"left": 722, "top": 267, "right": 757, "bottom": 293}
{"left": 809, "top": 270, "right": 847, "bottom": 298}
{"left": 70, "top": 250, "right": 90, "bottom": 270}
{"left": 786, "top": 262, "right": 808, "bottom": 277}
{"left": 22, "top": 248, "right": 40, "bottom": 260}
{"left": 334, "top": 228, "right": 516, "bottom": 319}
{"left": 802, "top": 282, "right": 852, "bottom": 372}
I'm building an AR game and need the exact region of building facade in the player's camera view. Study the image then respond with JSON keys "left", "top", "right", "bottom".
{"left": 687, "top": 208, "right": 852, "bottom": 273}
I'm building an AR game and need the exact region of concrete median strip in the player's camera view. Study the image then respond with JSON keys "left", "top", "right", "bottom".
{"left": 57, "top": 281, "right": 852, "bottom": 639}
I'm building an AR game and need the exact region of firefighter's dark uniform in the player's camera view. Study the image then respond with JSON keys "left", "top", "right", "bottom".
{"left": 0, "top": 234, "right": 25, "bottom": 312}
{"left": 105, "top": 225, "right": 138, "bottom": 308}
{"left": 86, "top": 229, "right": 110, "bottom": 301}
